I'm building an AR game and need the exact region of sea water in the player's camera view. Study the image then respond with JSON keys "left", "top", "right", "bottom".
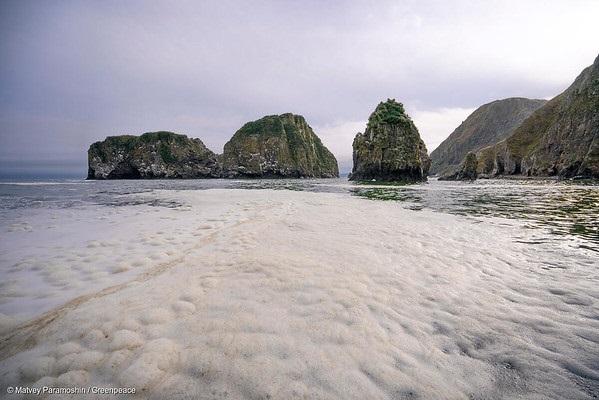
{"left": 0, "top": 178, "right": 597, "bottom": 399}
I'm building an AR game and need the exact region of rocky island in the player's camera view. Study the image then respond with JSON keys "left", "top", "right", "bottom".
{"left": 477, "top": 54, "right": 599, "bottom": 179}
{"left": 87, "top": 114, "right": 338, "bottom": 179}
{"left": 349, "top": 99, "right": 430, "bottom": 182}
{"left": 221, "top": 113, "right": 338, "bottom": 178}
{"left": 87, "top": 131, "right": 219, "bottom": 179}
{"left": 430, "top": 98, "right": 546, "bottom": 177}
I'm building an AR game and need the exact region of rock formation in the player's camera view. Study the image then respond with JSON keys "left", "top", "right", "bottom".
{"left": 439, "top": 152, "right": 478, "bottom": 181}
{"left": 478, "top": 54, "right": 599, "bottom": 179}
{"left": 430, "top": 98, "right": 546, "bottom": 176}
{"left": 88, "top": 115, "right": 339, "bottom": 180}
{"left": 87, "top": 131, "right": 219, "bottom": 179}
{"left": 221, "top": 113, "right": 338, "bottom": 178}
{"left": 349, "top": 99, "right": 430, "bottom": 182}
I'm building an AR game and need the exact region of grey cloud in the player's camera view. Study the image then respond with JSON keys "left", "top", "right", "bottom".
{"left": 1, "top": 0, "right": 597, "bottom": 177}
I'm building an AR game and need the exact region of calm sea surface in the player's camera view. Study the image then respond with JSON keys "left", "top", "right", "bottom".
{"left": 1, "top": 177, "right": 598, "bottom": 250}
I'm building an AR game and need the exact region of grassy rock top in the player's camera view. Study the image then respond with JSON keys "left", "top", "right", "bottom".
{"left": 91, "top": 131, "right": 189, "bottom": 150}
{"left": 231, "top": 114, "right": 316, "bottom": 148}
{"left": 221, "top": 113, "right": 339, "bottom": 178}
{"left": 367, "top": 99, "right": 411, "bottom": 130}
{"left": 234, "top": 114, "right": 299, "bottom": 136}
{"left": 138, "top": 131, "right": 190, "bottom": 144}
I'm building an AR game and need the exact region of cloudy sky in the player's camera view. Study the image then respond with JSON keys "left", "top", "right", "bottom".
{"left": 1, "top": 0, "right": 598, "bottom": 176}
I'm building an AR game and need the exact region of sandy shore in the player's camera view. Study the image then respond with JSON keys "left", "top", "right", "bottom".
{"left": 1, "top": 189, "right": 598, "bottom": 399}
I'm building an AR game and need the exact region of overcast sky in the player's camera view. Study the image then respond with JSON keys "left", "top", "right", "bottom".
{"left": 1, "top": 0, "right": 598, "bottom": 176}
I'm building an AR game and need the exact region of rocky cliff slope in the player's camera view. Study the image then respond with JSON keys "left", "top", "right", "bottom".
{"left": 439, "top": 152, "right": 478, "bottom": 181}
{"left": 478, "top": 54, "right": 599, "bottom": 179}
{"left": 430, "top": 98, "right": 546, "bottom": 176}
{"left": 221, "top": 113, "right": 338, "bottom": 178}
{"left": 87, "top": 131, "right": 219, "bottom": 179}
{"left": 349, "top": 99, "right": 430, "bottom": 182}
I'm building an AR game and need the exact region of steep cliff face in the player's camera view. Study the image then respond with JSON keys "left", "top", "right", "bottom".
{"left": 221, "top": 113, "right": 339, "bottom": 178}
{"left": 349, "top": 99, "right": 430, "bottom": 182}
{"left": 87, "top": 131, "right": 219, "bottom": 179}
{"left": 439, "top": 152, "right": 478, "bottom": 181}
{"left": 479, "top": 54, "right": 599, "bottom": 179}
{"left": 430, "top": 98, "right": 546, "bottom": 176}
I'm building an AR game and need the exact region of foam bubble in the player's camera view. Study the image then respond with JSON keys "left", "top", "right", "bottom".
{"left": 55, "top": 369, "right": 89, "bottom": 386}
{"left": 1, "top": 189, "right": 596, "bottom": 399}
{"left": 19, "top": 356, "right": 55, "bottom": 381}
{"left": 109, "top": 329, "right": 144, "bottom": 350}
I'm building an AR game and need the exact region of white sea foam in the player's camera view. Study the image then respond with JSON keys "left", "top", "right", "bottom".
{"left": 0, "top": 181, "right": 87, "bottom": 186}
{"left": 0, "top": 191, "right": 241, "bottom": 323}
{"left": 0, "top": 189, "right": 597, "bottom": 399}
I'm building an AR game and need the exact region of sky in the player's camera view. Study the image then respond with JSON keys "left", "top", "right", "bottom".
{"left": 1, "top": 0, "right": 598, "bottom": 176}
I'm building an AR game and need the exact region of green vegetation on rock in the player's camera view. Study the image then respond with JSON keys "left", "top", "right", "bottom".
{"left": 87, "top": 131, "right": 219, "bottom": 179}
{"left": 439, "top": 152, "right": 478, "bottom": 181}
{"left": 366, "top": 99, "right": 411, "bottom": 129}
{"left": 477, "top": 53, "right": 599, "bottom": 179}
{"left": 429, "top": 98, "right": 546, "bottom": 176}
{"left": 221, "top": 113, "right": 339, "bottom": 178}
{"left": 350, "top": 99, "right": 430, "bottom": 183}
{"left": 88, "top": 117, "right": 339, "bottom": 180}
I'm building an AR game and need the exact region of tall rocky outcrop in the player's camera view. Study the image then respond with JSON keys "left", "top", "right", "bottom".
{"left": 221, "top": 113, "right": 339, "bottom": 178}
{"left": 478, "top": 54, "right": 599, "bottom": 179}
{"left": 87, "top": 131, "right": 219, "bottom": 179}
{"left": 87, "top": 115, "right": 339, "bottom": 180}
{"left": 349, "top": 99, "right": 430, "bottom": 182}
{"left": 438, "top": 152, "right": 478, "bottom": 181}
{"left": 430, "top": 98, "right": 546, "bottom": 176}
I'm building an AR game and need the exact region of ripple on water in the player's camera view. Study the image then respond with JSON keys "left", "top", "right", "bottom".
{"left": 1, "top": 178, "right": 598, "bottom": 247}
{"left": 351, "top": 179, "right": 599, "bottom": 247}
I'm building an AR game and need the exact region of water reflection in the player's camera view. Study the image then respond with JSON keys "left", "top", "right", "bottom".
{"left": 1, "top": 177, "right": 598, "bottom": 247}
{"left": 352, "top": 179, "right": 599, "bottom": 246}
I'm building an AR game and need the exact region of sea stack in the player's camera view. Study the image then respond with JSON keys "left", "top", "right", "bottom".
{"left": 478, "top": 53, "right": 599, "bottom": 179}
{"left": 349, "top": 99, "right": 430, "bottom": 182}
{"left": 221, "top": 113, "right": 339, "bottom": 178}
{"left": 87, "top": 131, "right": 219, "bottom": 179}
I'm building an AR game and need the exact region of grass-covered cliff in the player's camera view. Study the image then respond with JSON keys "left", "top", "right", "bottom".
{"left": 350, "top": 99, "right": 430, "bottom": 182}
{"left": 87, "top": 131, "right": 219, "bottom": 179}
{"left": 430, "top": 98, "right": 546, "bottom": 176}
{"left": 221, "top": 113, "right": 339, "bottom": 178}
{"left": 478, "top": 54, "right": 599, "bottom": 179}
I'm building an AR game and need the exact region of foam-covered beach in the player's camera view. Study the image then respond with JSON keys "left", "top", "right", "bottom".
{"left": 1, "top": 183, "right": 598, "bottom": 399}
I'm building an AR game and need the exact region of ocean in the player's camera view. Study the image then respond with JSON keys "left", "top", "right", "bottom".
{"left": 0, "top": 178, "right": 598, "bottom": 399}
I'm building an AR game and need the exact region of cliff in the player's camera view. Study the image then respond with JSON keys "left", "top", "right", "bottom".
{"left": 438, "top": 152, "right": 478, "bottom": 181}
{"left": 478, "top": 54, "right": 599, "bottom": 179}
{"left": 220, "top": 113, "right": 339, "bottom": 178}
{"left": 349, "top": 99, "right": 430, "bottom": 182}
{"left": 87, "top": 131, "right": 219, "bottom": 179}
{"left": 430, "top": 98, "right": 546, "bottom": 176}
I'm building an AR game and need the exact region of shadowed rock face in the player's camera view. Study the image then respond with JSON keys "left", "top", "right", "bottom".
{"left": 221, "top": 113, "right": 339, "bottom": 178}
{"left": 87, "top": 115, "right": 338, "bottom": 180}
{"left": 439, "top": 152, "right": 478, "bottom": 181}
{"left": 430, "top": 98, "right": 546, "bottom": 176}
{"left": 87, "top": 132, "right": 219, "bottom": 179}
{"left": 478, "top": 54, "right": 599, "bottom": 179}
{"left": 349, "top": 99, "right": 430, "bottom": 182}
